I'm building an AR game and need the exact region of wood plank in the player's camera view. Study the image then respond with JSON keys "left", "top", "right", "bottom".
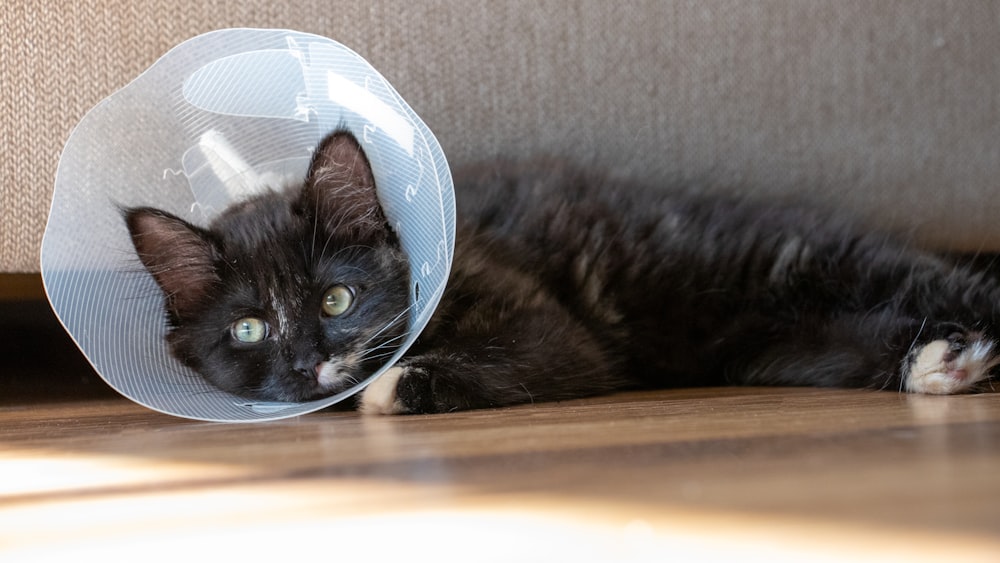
{"left": 1, "top": 388, "right": 999, "bottom": 560}
{"left": 0, "top": 274, "right": 44, "bottom": 301}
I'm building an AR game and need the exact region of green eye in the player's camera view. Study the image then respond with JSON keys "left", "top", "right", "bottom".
{"left": 232, "top": 317, "right": 268, "bottom": 343}
{"left": 322, "top": 284, "right": 355, "bottom": 317}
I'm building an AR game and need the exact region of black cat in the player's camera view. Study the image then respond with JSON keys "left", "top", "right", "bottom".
{"left": 125, "top": 130, "right": 1000, "bottom": 414}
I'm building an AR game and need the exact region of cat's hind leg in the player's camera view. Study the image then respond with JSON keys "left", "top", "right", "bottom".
{"left": 737, "top": 312, "right": 999, "bottom": 394}
{"left": 903, "top": 326, "right": 1000, "bottom": 394}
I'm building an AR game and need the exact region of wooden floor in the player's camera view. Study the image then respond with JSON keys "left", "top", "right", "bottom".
{"left": 4, "top": 390, "right": 1000, "bottom": 560}
{"left": 3, "top": 292, "right": 1000, "bottom": 560}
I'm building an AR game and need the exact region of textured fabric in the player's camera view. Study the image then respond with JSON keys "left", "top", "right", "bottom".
{"left": 3, "top": 0, "right": 1000, "bottom": 272}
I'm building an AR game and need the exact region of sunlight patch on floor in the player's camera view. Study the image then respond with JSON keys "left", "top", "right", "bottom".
{"left": 1, "top": 448, "right": 997, "bottom": 562}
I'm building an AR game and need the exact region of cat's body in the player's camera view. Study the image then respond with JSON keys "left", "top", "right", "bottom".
{"left": 126, "top": 131, "right": 1000, "bottom": 415}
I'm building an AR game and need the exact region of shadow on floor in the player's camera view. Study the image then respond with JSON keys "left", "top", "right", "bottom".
{"left": 2, "top": 299, "right": 116, "bottom": 401}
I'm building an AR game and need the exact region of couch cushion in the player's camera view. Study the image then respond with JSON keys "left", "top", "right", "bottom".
{"left": 4, "top": 0, "right": 999, "bottom": 272}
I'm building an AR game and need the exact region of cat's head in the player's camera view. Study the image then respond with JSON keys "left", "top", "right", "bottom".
{"left": 125, "top": 131, "right": 410, "bottom": 402}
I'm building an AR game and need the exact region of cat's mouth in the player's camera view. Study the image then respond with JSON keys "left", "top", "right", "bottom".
{"left": 313, "top": 354, "right": 364, "bottom": 396}
{"left": 264, "top": 338, "right": 404, "bottom": 403}
{"left": 256, "top": 355, "right": 366, "bottom": 403}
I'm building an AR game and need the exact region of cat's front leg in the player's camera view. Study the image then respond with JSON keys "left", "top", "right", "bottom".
{"left": 358, "top": 357, "right": 508, "bottom": 415}
{"left": 358, "top": 350, "right": 605, "bottom": 415}
{"left": 358, "top": 365, "right": 411, "bottom": 415}
{"left": 359, "top": 331, "right": 629, "bottom": 415}
{"left": 357, "top": 243, "right": 635, "bottom": 414}
{"left": 359, "top": 357, "right": 530, "bottom": 415}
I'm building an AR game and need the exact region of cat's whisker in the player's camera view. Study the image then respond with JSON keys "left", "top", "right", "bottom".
{"left": 310, "top": 188, "right": 322, "bottom": 264}
{"left": 316, "top": 212, "right": 359, "bottom": 260}
{"left": 876, "top": 370, "right": 895, "bottom": 392}
{"left": 359, "top": 340, "right": 403, "bottom": 359}
{"left": 358, "top": 343, "right": 407, "bottom": 363}
{"left": 357, "top": 337, "right": 410, "bottom": 364}
{"left": 337, "top": 265, "right": 373, "bottom": 278}
{"left": 900, "top": 317, "right": 929, "bottom": 393}
{"left": 362, "top": 353, "right": 401, "bottom": 366}
{"left": 357, "top": 339, "right": 408, "bottom": 362}
{"left": 355, "top": 325, "right": 414, "bottom": 361}
{"left": 361, "top": 319, "right": 412, "bottom": 348}
{"left": 356, "top": 329, "right": 403, "bottom": 353}
{"left": 318, "top": 230, "right": 337, "bottom": 261}
{"left": 357, "top": 305, "right": 413, "bottom": 347}
{"left": 329, "top": 244, "right": 375, "bottom": 260}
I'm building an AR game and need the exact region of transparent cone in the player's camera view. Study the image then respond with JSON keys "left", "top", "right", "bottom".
{"left": 41, "top": 29, "right": 455, "bottom": 422}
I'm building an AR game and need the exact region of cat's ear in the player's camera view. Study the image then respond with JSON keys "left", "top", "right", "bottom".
{"left": 303, "top": 131, "right": 390, "bottom": 241}
{"left": 124, "top": 208, "right": 220, "bottom": 318}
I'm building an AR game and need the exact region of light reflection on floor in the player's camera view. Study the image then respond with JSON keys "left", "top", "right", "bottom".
{"left": 2, "top": 447, "right": 996, "bottom": 562}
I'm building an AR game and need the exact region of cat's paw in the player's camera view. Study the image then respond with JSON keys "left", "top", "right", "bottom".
{"left": 904, "top": 331, "right": 998, "bottom": 394}
{"left": 359, "top": 366, "right": 408, "bottom": 415}
{"left": 359, "top": 362, "right": 461, "bottom": 414}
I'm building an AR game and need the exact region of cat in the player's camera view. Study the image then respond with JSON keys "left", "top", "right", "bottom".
{"left": 125, "top": 129, "right": 1000, "bottom": 415}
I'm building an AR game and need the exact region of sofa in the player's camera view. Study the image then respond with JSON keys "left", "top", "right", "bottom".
{"left": 3, "top": 1, "right": 1000, "bottom": 274}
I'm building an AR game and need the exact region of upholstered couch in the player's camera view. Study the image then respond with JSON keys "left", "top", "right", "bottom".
{"left": 3, "top": 1, "right": 999, "bottom": 273}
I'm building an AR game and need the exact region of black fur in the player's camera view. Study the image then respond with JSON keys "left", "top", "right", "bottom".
{"left": 126, "top": 131, "right": 1000, "bottom": 413}
{"left": 126, "top": 133, "right": 410, "bottom": 401}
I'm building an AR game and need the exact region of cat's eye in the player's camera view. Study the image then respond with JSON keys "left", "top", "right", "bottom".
{"left": 322, "top": 284, "right": 355, "bottom": 317}
{"left": 231, "top": 317, "right": 268, "bottom": 343}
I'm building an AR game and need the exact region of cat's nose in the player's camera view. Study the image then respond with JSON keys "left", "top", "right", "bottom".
{"left": 292, "top": 354, "right": 325, "bottom": 379}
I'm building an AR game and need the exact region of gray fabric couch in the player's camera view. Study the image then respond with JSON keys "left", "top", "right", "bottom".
{"left": 3, "top": 1, "right": 999, "bottom": 273}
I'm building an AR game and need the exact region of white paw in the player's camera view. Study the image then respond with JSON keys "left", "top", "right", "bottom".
{"left": 359, "top": 366, "right": 408, "bottom": 415}
{"left": 906, "top": 335, "right": 998, "bottom": 394}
